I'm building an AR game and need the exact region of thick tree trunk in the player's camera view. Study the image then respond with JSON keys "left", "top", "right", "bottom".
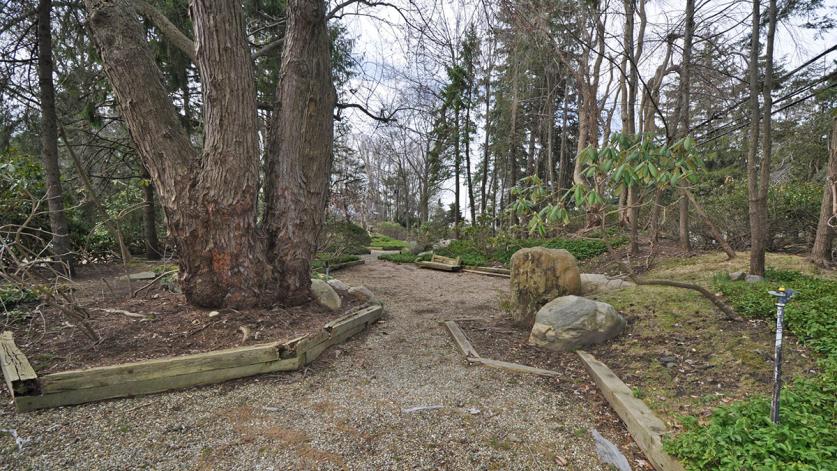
{"left": 85, "top": 0, "right": 274, "bottom": 308}
{"left": 745, "top": 0, "right": 763, "bottom": 276}
{"left": 811, "top": 117, "right": 837, "bottom": 265}
{"left": 263, "top": 0, "right": 337, "bottom": 304}
{"left": 38, "top": 0, "right": 74, "bottom": 276}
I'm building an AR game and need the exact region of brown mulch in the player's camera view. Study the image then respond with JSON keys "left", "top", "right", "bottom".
{"left": 4, "top": 262, "right": 360, "bottom": 375}
{"left": 458, "top": 317, "right": 653, "bottom": 469}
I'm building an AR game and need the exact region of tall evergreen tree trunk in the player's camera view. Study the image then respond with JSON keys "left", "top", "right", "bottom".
{"left": 464, "top": 78, "right": 476, "bottom": 224}
{"left": 750, "top": 0, "right": 777, "bottom": 276}
{"left": 453, "top": 106, "right": 461, "bottom": 236}
{"left": 677, "top": 0, "right": 695, "bottom": 253}
{"left": 37, "top": 0, "right": 74, "bottom": 276}
{"left": 557, "top": 81, "right": 570, "bottom": 193}
{"left": 811, "top": 116, "right": 837, "bottom": 266}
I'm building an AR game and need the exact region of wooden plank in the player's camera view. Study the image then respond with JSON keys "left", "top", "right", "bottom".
{"left": 15, "top": 357, "right": 300, "bottom": 413}
{"left": 431, "top": 254, "right": 461, "bottom": 266}
{"left": 416, "top": 261, "right": 460, "bottom": 271}
{"left": 39, "top": 341, "right": 284, "bottom": 394}
{"left": 473, "top": 357, "right": 561, "bottom": 378}
{"left": 302, "top": 305, "right": 383, "bottom": 365}
{"left": 444, "top": 321, "right": 481, "bottom": 359}
{"left": 462, "top": 269, "right": 510, "bottom": 278}
{"left": 0, "top": 331, "right": 39, "bottom": 396}
{"left": 577, "top": 351, "right": 686, "bottom": 471}
{"left": 465, "top": 266, "right": 510, "bottom": 275}
{"left": 325, "top": 305, "right": 384, "bottom": 333}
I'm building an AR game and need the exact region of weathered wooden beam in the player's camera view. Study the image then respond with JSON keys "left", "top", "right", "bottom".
{"left": 0, "top": 332, "right": 39, "bottom": 396}
{"left": 577, "top": 350, "right": 686, "bottom": 471}
{"left": 472, "top": 357, "right": 561, "bottom": 378}
{"left": 301, "top": 304, "right": 383, "bottom": 365}
{"left": 461, "top": 268, "right": 510, "bottom": 278}
{"left": 416, "top": 261, "right": 461, "bottom": 271}
{"left": 444, "top": 321, "right": 481, "bottom": 359}
{"left": 465, "top": 266, "right": 510, "bottom": 275}
{"left": 38, "top": 341, "right": 285, "bottom": 394}
{"left": 15, "top": 357, "right": 300, "bottom": 412}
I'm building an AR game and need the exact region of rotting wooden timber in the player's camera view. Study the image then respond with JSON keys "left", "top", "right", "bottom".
{"left": 2, "top": 304, "right": 384, "bottom": 413}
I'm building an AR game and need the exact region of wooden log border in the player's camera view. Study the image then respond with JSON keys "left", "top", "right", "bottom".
{"left": 442, "top": 322, "right": 684, "bottom": 471}
{"left": 1, "top": 304, "right": 383, "bottom": 413}
{"left": 577, "top": 350, "right": 686, "bottom": 471}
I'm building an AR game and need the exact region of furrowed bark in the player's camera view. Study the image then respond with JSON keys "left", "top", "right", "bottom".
{"left": 264, "top": 0, "right": 337, "bottom": 305}
{"left": 811, "top": 116, "right": 837, "bottom": 266}
{"left": 84, "top": 0, "right": 274, "bottom": 308}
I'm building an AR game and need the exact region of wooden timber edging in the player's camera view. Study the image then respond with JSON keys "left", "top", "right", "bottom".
{"left": 576, "top": 350, "right": 686, "bottom": 471}
{"left": 461, "top": 268, "right": 510, "bottom": 278}
{"left": 0, "top": 304, "right": 384, "bottom": 413}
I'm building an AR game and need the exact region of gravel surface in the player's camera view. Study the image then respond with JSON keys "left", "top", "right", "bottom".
{"left": 1, "top": 253, "right": 635, "bottom": 470}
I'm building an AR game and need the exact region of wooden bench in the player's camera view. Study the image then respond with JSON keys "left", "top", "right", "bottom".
{"left": 416, "top": 253, "right": 462, "bottom": 271}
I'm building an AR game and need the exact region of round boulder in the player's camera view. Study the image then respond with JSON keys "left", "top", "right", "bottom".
{"left": 509, "top": 247, "right": 582, "bottom": 327}
{"left": 310, "top": 279, "right": 341, "bottom": 311}
{"left": 528, "top": 295, "right": 625, "bottom": 351}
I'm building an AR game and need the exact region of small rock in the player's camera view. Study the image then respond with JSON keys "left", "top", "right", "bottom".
{"left": 326, "top": 278, "right": 350, "bottom": 293}
{"left": 729, "top": 271, "right": 746, "bottom": 281}
{"left": 592, "top": 429, "right": 631, "bottom": 471}
{"left": 580, "top": 273, "right": 635, "bottom": 295}
{"left": 208, "top": 311, "right": 219, "bottom": 318}
{"left": 745, "top": 274, "right": 764, "bottom": 283}
{"left": 348, "top": 285, "right": 378, "bottom": 304}
{"left": 310, "top": 279, "right": 341, "bottom": 311}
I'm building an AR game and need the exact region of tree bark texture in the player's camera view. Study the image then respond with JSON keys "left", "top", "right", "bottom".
{"left": 263, "top": 0, "right": 337, "bottom": 304}
{"left": 84, "top": 0, "right": 334, "bottom": 308}
{"left": 38, "top": 0, "right": 74, "bottom": 276}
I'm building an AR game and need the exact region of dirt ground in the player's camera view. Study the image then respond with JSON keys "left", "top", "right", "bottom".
{"left": 0, "top": 252, "right": 648, "bottom": 470}
{"left": 2, "top": 262, "right": 360, "bottom": 373}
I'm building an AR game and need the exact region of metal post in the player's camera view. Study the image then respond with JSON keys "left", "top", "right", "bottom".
{"left": 768, "top": 287, "right": 795, "bottom": 424}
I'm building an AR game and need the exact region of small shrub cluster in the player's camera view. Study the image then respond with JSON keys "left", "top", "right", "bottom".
{"left": 321, "top": 221, "right": 372, "bottom": 255}
{"left": 434, "top": 236, "right": 623, "bottom": 267}
{"left": 665, "top": 269, "right": 837, "bottom": 470}
{"left": 0, "top": 285, "right": 37, "bottom": 310}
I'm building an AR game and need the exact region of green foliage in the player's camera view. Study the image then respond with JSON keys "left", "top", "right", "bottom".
{"left": 714, "top": 269, "right": 837, "bottom": 357}
{"left": 699, "top": 181, "right": 822, "bottom": 250}
{"left": 0, "top": 286, "right": 38, "bottom": 310}
{"left": 369, "top": 233, "right": 409, "bottom": 250}
{"left": 666, "top": 359, "right": 837, "bottom": 470}
{"left": 508, "top": 175, "right": 569, "bottom": 237}
{"left": 666, "top": 270, "right": 837, "bottom": 470}
{"left": 433, "top": 236, "right": 623, "bottom": 267}
{"left": 377, "top": 253, "right": 418, "bottom": 264}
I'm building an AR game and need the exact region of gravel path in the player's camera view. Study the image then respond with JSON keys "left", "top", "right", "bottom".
{"left": 1, "top": 254, "right": 630, "bottom": 470}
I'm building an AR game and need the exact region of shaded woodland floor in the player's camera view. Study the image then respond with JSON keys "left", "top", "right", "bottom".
{"left": 0, "top": 252, "right": 638, "bottom": 470}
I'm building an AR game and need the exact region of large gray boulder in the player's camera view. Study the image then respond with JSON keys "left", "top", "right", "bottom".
{"left": 580, "top": 274, "right": 635, "bottom": 295}
{"left": 311, "top": 279, "right": 341, "bottom": 311}
{"left": 509, "top": 247, "right": 582, "bottom": 327}
{"left": 529, "top": 295, "right": 625, "bottom": 351}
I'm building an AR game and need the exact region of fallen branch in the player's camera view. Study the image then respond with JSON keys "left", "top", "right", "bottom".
{"left": 131, "top": 270, "right": 177, "bottom": 298}
{"left": 100, "top": 308, "right": 150, "bottom": 320}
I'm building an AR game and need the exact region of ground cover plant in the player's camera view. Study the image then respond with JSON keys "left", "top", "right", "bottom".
{"left": 377, "top": 253, "right": 419, "bottom": 264}
{"left": 369, "top": 233, "right": 409, "bottom": 250}
{"left": 664, "top": 269, "right": 837, "bottom": 470}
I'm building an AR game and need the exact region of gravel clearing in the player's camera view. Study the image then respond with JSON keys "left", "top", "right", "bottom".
{"left": 1, "top": 253, "right": 636, "bottom": 470}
